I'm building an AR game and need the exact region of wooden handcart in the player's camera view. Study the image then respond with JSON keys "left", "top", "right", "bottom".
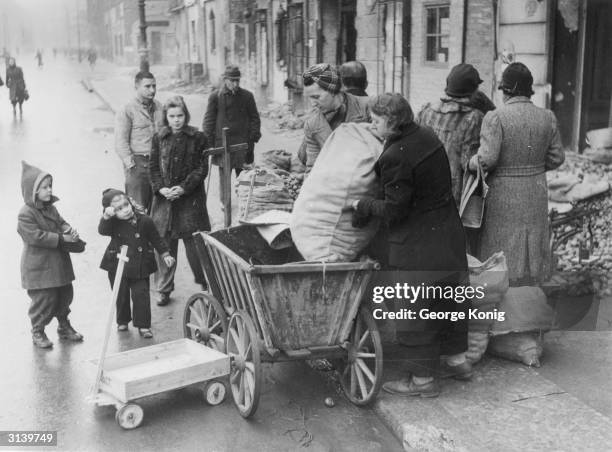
{"left": 183, "top": 225, "right": 383, "bottom": 418}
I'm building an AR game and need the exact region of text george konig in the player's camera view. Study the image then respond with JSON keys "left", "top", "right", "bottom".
{"left": 372, "top": 308, "right": 506, "bottom": 322}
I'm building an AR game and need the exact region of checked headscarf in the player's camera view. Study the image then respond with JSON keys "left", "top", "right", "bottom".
{"left": 302, "top": 63, "right": 341, "bottom": 94}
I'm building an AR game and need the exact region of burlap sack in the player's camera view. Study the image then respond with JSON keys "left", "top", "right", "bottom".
{"left": 290, "top": 123, "right": 383, "bottom": 262}
{"left": 236, "top": 168, "right": 294, "bottom": 222}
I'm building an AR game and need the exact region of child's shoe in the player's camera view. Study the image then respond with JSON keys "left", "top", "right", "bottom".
{"left": 32, "top": 330, "right": 53, "bottom": 349}
{"left": 117, "top": 324, "right": 128, "bottom": 332}
{"left": 57, "top": 321, "right": 84, "bottom": 342}
{"left": 138, "top": 328, "right": 153, "bottom": 339}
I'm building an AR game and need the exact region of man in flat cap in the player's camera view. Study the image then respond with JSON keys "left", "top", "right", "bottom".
{"left": 300, "top": 63, "right": 370, "bottom": 174}
{"left": 203, "top": 65, "right": 262, "bottom": 196}
{"left": 416, "top": 63, "right": 485, "bottom": 207}
{"left": 339, "top": 61, "right": 368, "bottom": 97}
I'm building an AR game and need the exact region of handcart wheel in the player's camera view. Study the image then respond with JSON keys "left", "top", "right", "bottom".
{"left": 115, "top": 403, "right": 144, "bottom": 429}
{"left": 338, "top": 307, "right": 383, "bottom": 406}
{"left": 184, "top": 292, "right": 228, "bottom": 352}
{"left": 203, "top": 380, "right": 227, "bottom": 406}
{"left": 226, "top": 310, "right": 261, "bottom": 418}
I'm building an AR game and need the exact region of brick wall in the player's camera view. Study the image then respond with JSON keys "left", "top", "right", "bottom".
{"left": 409, "top": 0, "right": 465, "bottom": 112}
{"left": 465, "top": 0, "right": 495, "bottom": 98}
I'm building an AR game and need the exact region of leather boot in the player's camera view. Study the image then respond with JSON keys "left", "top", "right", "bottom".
{"left": 32, "top": 330, "right": 53, "bottom": 349}
{"left": 57, "top": 320, "right": 84, "bottom": 342}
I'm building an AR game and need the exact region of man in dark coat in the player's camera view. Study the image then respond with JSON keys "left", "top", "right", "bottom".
{"left": 202, "top": 65, "right": 262, "bottom": 198}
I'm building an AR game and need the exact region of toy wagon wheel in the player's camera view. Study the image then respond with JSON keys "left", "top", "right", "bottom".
{"left": 203, "top": 379, "right": 227, "bottom": 406}
{"left": 184, "top": 292, "right": 227, "bottom": 352}
{"left": 115, "top": 403, "right": 144, "bottom": 429}
{"left": 338, "top": 307, "right": 383, "bottom": 406}
{"left": 226, "top": 310, "right": 261, "bottom": 418}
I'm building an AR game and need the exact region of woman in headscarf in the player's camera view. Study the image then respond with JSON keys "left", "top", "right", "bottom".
{"left": 469, "top": 62, "right": 564, "bottom": 285}
{"left": 6, "top": 57, "right": 27, "bottom": 116}
{"left": 352, "top": 93, "right": 470, "bottom": 397}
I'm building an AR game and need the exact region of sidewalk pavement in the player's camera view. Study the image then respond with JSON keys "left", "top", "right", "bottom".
{"left": 86, "top": 63, "right": 612, "bottom": 452}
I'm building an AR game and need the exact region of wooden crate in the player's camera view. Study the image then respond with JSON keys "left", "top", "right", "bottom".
{"left": 90, "top": 339, "right": 230, "bottom": 403}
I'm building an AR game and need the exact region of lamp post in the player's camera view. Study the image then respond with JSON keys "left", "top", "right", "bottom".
{"left": 138, "top": 0, "right": 149, "bottom": 72}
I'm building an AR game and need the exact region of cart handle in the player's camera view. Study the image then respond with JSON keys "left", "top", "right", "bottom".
{"left": 90, "top": 245, "right": 129, "bottom": 397}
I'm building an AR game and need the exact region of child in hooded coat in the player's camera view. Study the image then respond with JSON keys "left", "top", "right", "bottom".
{"left": 98, "top": 189, "right": 174, "bottom": 338}
{"left": 17, "top": 161, "right": 84, "bottom": 349}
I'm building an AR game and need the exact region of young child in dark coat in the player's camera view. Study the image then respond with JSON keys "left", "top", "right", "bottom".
{"left": 98, "top": 189, "right": 175, "bottom": 338}
{"left": 18, "top": 161, "right": 84, "bottom": 349}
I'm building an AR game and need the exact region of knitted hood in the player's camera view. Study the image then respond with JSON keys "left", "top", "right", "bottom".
{"left": 21, "top": 161, "right": 57, "bottom": 208}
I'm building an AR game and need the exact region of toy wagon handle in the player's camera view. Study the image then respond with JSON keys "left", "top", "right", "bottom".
{"left": 91, "top": 245, "right": 129, "bottom": 397}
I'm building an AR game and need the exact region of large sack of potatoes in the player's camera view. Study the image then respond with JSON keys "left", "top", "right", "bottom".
{"left": 488, "top": 332, "right": 544, "bottom": 367}
{"left": 290, "top": 123, "right": 383, "bottom": 262}
{"left": 491, "top": 286, "right": 555, "bottom": 335}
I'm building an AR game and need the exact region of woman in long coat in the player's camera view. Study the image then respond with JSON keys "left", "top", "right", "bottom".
{"left": 149, "top": 96, "right": 211, "bottom": 306}
{"left": 469, "top": 63, "right": 564, "bottom": 285}
{"left": 6, "top": 57, "right": 26, "bottom": 115}
{"left": 353, "top": 93, "right": 470, "bottom": 397}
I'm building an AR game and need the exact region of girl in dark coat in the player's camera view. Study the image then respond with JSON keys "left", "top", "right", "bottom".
{"left": 149, "top": 96, "right": 210, "bottom": 306}
{"left": 352, "top": 93, "right": 470, "bottom": 397}
{"left": 6, "top": 57, "right": 26, "bottom": 115}
{"left": 99, "top": 189, "right": 174, "bottom": 338}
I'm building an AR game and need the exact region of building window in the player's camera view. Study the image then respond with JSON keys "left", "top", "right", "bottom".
{"left": 424, "top": 4, "right": 449, "bottom": 63}
{"left": 209, "top": 10, "right": 216, "bottom": 52}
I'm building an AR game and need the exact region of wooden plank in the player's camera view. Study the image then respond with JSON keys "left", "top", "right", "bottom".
{"left": 338, "top": 271, "right": 374, "bottom": 342}
{"left": 204, "top": 143, "right": 249, "bottom": 157}
{"left": 219, "top": 252, "right": 243, "bottom": 312}
{"left": 326, "top": 270, "right": 357, "bottom": 344}
{"left": 201, "top": 234, "right": 253, "bottom": 272}
{"left": 251, "top": 261, "right": 377, "bottom": 274}
{"left": 247, "top": 274, "right": 277, "bottom": 351}
{"left": 235, "top": 268, "right": 263, "bottom": 337}
{"left": 284, "top": 348, "right": 311, "bottom": 358}
{"left": 194, "top": 234, "right": 224, "bottom": 306}
{"left": 209, "top": 247, "right": 236, "bottom": 312}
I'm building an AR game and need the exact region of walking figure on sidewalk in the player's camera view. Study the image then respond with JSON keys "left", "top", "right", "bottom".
{"left": 202, "top": 65, "right": 261, "bottom": 200}
{"left": 35, "top": 49, "right": 43, "bottom": 68}
{"left": 98, "top": 189, "right": 175, "bottom": 338}
{"left": 149, "top": 96, "right": 211, "bottom": 306}
{"left": 18, "top": 161, "right": 84, "bottom": 349}
{"left": 115, "top": 71, "right": 164, "bottom": 212}
{"left": 5, "top": 57, "right": 27, "bottom": 117}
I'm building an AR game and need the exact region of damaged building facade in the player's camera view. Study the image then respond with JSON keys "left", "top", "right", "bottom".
{"left": 169, "top": 0, "right": 610, "bottom": 151}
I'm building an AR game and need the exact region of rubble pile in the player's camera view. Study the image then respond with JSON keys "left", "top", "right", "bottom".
{"left": 549, "top": 154, "right": 612, "bottom": 296}
{"left": 260, "top": 103, "right": 306, "bottom": 130}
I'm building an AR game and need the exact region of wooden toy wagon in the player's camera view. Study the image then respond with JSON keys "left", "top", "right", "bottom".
{"left": 184, "top": 225, "right": 383, "bottom": 418}
{"left": 88, "top": 247, "right": 230, "bottom": 429}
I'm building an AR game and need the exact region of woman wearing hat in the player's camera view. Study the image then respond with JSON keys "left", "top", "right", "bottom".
{"left": 469, "top": 62, "right": 564, "bottom": 284}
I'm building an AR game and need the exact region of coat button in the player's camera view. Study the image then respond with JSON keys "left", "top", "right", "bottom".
{"left": 135, "top": 233, "right": 140, "bottom": 238}
{"left": 138, "top": 246, "right": 143, "bottom": 252}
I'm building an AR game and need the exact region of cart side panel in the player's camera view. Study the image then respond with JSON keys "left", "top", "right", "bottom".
{"left": 255, "top": 269, "right": 372, "bottom": 350}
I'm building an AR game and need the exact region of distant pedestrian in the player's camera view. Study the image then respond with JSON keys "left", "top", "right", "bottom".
{"left": 98, "top": 189, "right": 175, "bottom": 338}
{"left": 18, "top": 161, "right": 84, "bottom": 349}
{"left": 339, "top": 61, "right": 369, "bottom": 97}
{"left": 416, "top": 63, "right": 485, "bottom": 206}
{"left": 202, "top": 65, "right": 261, "bottom": 198}
{"left": 35, "top": 49, "right": 43, "bottom": 68}
{"left": 115, "top": 71, "right": 164, "bottom": 212}
{"left": 53, "top": 48, "right": 57, "bottom": 59}
{"left": 87, "top": 48, "right": 97, "bottom": 70}
{"left": 5, "top": 57, "right": 26, "bottom": 116}
{"left": 150, "top": 96, "right": 210, "bottom": 306}
{"left": 301, "top": 63, "right": 370, "bottom": 174}
{"left": 469, "top": 62, "right": 565, "bottom": 285}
